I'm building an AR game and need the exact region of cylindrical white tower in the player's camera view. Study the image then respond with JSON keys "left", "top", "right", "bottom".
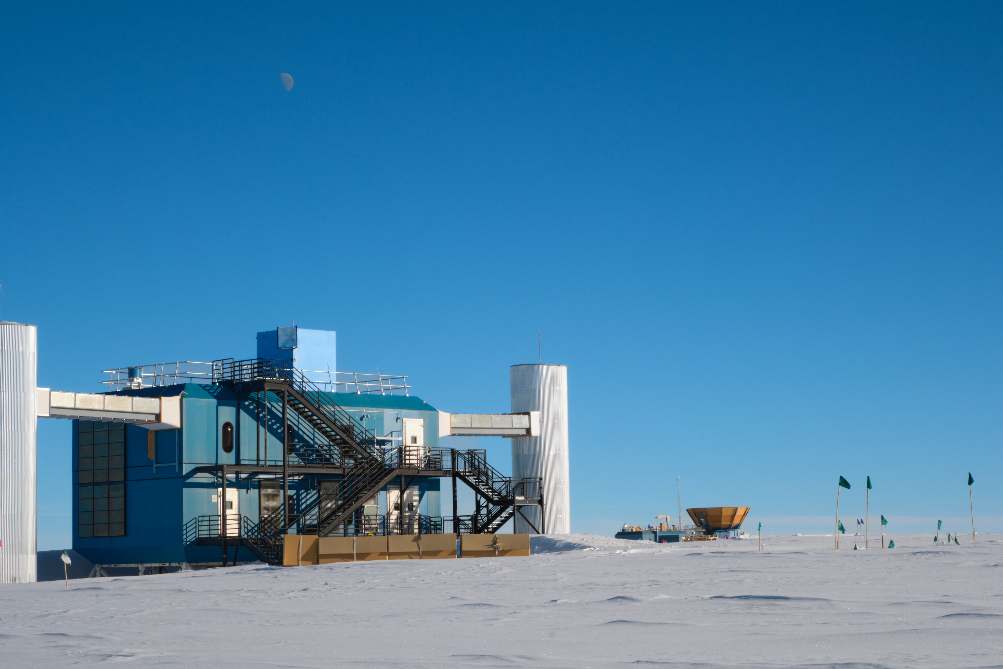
{"left": 510, "top": 364, "right": 569, "bottom": 534}
{"left": 0, "top": 322, "right": 37, "bottom": 584}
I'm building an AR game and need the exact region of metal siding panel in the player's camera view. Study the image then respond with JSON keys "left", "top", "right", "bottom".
{"left": 510, "top": 364, "right": 570, "bottom": 535}
{"left": 0, "top": 322, "right": 38, "bottom": 583}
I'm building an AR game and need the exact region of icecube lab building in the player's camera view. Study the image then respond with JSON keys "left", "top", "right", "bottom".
{"left": 0, "top": 323, "right": 570, "bottom": 582}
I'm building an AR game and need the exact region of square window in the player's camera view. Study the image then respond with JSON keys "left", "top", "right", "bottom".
{"left": 93, "top": 524, "right": 108, "bottom": 537}
{"left": 78, "top": 470, "right": 93, "bottom": 484}
{"left": 78, "top": 525, "right": 93, "bottom": 538}
{"left": 79, "top": 432, "right": 93, "bottom": 447}
{"left": 110, "top": 509, "right": 124, "bottom": 523}
{"left": 94, "top": 497, "right": 109, "bottom": 511}
{"left": 78, "top": 487, "right": 92, "bottom": 502}
{"left": 109, "top": 442, "right": 124, "bottom": 457}
{"left": 78, "top": 457, "right": 93, "bottom": 472}
{"left": 109, "top": 484, "right": 124, "bottom": 497}
{"left": 94, "top": 510, "right": 109, "bottom": 524}
{"left": 79, "top": 445, "right": 93, "bottom": 458}
{"left": 108, "top": 496, "right": 124, "bottom": 511}
{"left": 79, "top": 511, "right": 93, "bottom": 526}
{"left": 93, "top": 485, "right": 108, "bottom": 498}
{"left": 109, "top": 523, "right": 125, "bottom": 536}
{"left": 93, "top": 443, "right": 109, "bottom": 458}
{"left": 109, "top": 455, "right": 124, "bottom": 470}
{"left": 79, "top": 496, "right": 93, "bottom": 512}
{"left": 108, "top": 470, "right": 124, "bottom": 482}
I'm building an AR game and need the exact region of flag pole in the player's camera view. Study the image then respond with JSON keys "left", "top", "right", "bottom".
{"left": 968, "top": 477, "right": 975, "bottom": 544}
{"left": 834, "top": 483, "right": 840, "bottom": 551}
{"left": 865, "top": 483, "right": 869, "bottom": 550}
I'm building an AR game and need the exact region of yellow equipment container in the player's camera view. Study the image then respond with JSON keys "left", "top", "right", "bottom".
{"left": 686, "top": 506, "right": 750, "bottom": 534}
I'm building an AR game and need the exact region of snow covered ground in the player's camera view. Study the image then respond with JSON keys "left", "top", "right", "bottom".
{"left": 3, "top": 533, "right": 1001, "bottom": 668}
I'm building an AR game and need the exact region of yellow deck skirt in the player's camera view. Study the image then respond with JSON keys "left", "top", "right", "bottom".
{"left": 282, "top": 534, "right": 529, "bottom": 566}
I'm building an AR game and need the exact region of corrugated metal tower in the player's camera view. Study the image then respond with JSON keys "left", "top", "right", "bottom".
{"left": 0, "top": 322, "right": 37, "bottom": 584}
{"left": 510, "top": 364, "right": 570, "bottom": 534}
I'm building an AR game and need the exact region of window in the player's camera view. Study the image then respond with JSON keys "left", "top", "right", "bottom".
{"left": 221, "top": 421, "right": 234, "bottom": 454}
{"left": 77, "top": 421, "right": 125, "bottom": 537}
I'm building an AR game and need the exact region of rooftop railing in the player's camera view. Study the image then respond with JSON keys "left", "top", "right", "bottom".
{"left": 102, "top": 361, "right": 410, "bottom": 395}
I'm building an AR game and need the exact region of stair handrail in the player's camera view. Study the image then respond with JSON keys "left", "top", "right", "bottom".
{"left": 212, "top": 358, "right": 382, "bottom": 463}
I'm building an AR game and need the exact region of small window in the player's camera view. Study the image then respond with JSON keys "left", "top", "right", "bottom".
{"left": 221, "top": 422, "right": 234, "bottom": 453}
{"left": 410, "top": 436, "right": 418, "bottom": 445}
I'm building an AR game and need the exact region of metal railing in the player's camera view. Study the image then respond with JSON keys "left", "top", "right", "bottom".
{"left": 103, "top": 360, "right": 410, "bottom": 394}
{"left": 212, "top": 358, "right": 382, "bottom": 461}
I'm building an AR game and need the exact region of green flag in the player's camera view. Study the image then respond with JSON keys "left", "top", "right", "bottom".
{"left": 866, "top": 475, "right": 872, "bottom": 490}
{"left": 888, "top": 539, "right": 895, "bottom": 549}
{"left": 757, "top": 522, "right": 762, "bottom": 532}
{"left": 880, "top": 514, "right": 888, "bottom": 526}
{"left": 838, "top": 521, "right": 846, "bottom": 534}
{"left": 937, "top": 519, "right": 942, "bottom": 531}
{"left": 968, "top": 472, "right": 974, "bottom": 486}
{"left": 838, "top": 476, "right": 851, "bottom": 490}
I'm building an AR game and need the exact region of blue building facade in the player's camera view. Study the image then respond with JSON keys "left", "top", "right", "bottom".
{"left": 72, "top": 381, "right": 444, "bottom": 568}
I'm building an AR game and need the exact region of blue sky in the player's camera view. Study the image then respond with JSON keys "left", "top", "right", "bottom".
{"left": 2, "top": 3, "right": 1002, "bottom": 548}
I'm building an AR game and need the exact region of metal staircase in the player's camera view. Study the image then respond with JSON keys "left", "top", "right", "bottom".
{"left": 455, "top": 449, "right": 519, "bottom": 533}
{"left": 212, "top": 358, "right": 394, "bottom": 555}
{"left": 212, "top": 358, "right": 382, "bottom": 464}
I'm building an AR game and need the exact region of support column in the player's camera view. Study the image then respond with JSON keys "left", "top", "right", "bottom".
{"left": 221, "top": 465, "right": 228, "bottom": 566}
{"left": 282, "top": 389, "right": 289, "bottom": 530}
{"left": 451, "top": 449, "right": 459, "bottom": 536}
{"left": 399, "top": 476, "right": 406, "bottom": 535}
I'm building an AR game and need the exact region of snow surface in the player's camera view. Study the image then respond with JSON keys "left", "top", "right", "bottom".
{"left": 2, "top": 533, "right": 1002, "bottom": 668}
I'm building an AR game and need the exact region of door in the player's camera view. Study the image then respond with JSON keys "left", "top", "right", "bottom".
{"left": 401, "top": 417, "right": 426, "bottom": 467}
{"left": 218, "top": 487, "right": 240, "bottom": 537}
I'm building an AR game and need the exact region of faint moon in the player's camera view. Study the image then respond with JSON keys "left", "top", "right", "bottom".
{"left": 279, "top": 72, "right": 295, "bottom": 92}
